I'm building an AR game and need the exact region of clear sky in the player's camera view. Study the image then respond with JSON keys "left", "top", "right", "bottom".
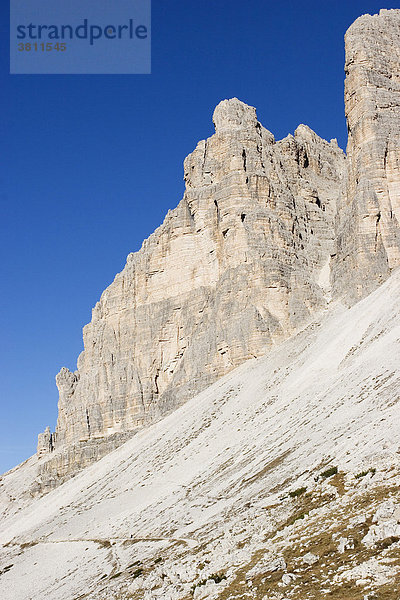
{"left": 1, "top": 0, "right": 398, "bottom": 474}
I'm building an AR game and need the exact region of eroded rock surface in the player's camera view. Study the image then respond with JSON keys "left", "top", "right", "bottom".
{"left": 36, "top": 98, "right": 344, "bottom": 487}
{"left": 35, "top": 9, "right": 400, "bottom": 488}
{"left": 333, "top": 9, "right": 400, "bottom": 301}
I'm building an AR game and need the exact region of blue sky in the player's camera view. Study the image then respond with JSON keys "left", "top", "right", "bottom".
{"left": 1, "top": 0, "right": 398, "bottom": 474}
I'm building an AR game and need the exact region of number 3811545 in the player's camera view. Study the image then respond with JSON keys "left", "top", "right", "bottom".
{"left": 18, "top": 43, "right": 67, "bottom": 51}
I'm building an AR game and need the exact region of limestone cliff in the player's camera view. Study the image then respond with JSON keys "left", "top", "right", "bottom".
{"left": 36, "top": 99, "right": 345, "bottom": 489}
{"left": 333, "top": 9, "right": 400, "bottom": 301}
{"left": 35, "top": 8, "right": 400, "bottom": 490}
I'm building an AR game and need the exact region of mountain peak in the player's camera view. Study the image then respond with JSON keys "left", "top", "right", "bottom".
{"left": 212, "top": 97, "right": 258, "bottom": 133}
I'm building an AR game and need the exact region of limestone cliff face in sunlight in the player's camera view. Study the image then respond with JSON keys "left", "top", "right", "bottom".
{"left": 37, "top": 98, "right": 345, "bottom": 489}
{"left": 33, "top": 9, "right": 400, "bottom": 493}
{"left": 333, "top": 9, "right": 400, "bottom": 301}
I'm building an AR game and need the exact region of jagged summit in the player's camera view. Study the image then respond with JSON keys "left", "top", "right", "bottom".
{"left": 211, "top": 98, "right": 338, "bottom": 149}
{"left": 212, "top": 97, "right": 261, "bottom": 134}
{"left": 32, "top": 6, "right": 400, "bottom": 492}
{"left": 351, "top": 7, "right": 400, "bottom": 26}
{"left": 34, "top": 94, "right": 345, "bottom": 492}
{"left": 3, "top": 4, "right": 399, "bottom": 511}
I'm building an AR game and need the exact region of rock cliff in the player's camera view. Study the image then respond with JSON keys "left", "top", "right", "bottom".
{"left": 36, "top": 99, "right": 344, "bottom": 489}
{"left": 333, "top": 8, "right": 400, "bottom": 301}
{"left": 35, "top": 8, "right": 400, "bottom": 490}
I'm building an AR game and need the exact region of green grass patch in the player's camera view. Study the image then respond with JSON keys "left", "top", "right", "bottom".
{"left": 288, "top": 511, "right": 308, "bottom": 526}
{"left": 320, "top": 466, "right": 338, "bottom": 478}
{"left": 289, "top": 486, "right": 307, "bottom": 498}
{"left": 355, "top": 467, "right": 376, "bottom": 479}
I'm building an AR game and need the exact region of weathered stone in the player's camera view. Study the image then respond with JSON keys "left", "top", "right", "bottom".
{"left": 302, "top": 552, "right": 319, "bottom": 565}
{"left": 36, "top": 427, "right": 54, "bottom": 458}
{"left": 362, "top": 500, "right": 400, "bottom": 547}
{"left": 333, "top": 9, "right": 400, "bottom": 302}
{"left": 36, "top": 98, "right": 344, "bottom": 486}
{"left": 372, "top": 500, "right": 399, "bottom": 523}
{"left": 35, "top": 9, "right": 400, "bottom": 490}
{"left": 246, "top": 555, "right": 286, "bottom": 578}
{"left": 337, "top": 537, "right": 355, "bottom": 553}
{"left": 362, "top": 521, "right": 400, "bottom": 548}
{"left": 282, "top": 573, "right": 296, "bottom": 585}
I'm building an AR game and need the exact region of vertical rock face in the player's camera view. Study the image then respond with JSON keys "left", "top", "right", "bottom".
{"left": 333, "top": 9, "right": 400, "bottom": 302}
{"left": 36, "top": 427, "right": 53, "bottom": 458}
{"left": 33, "top": 9, "right": 400, "bottom": 489}
{"left": 36, "top": 98, "right": 345, "bottom": 486}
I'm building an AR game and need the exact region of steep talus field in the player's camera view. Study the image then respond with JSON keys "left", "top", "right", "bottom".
{"left": 1, "top": 268, "right": 400, "bottom": 600}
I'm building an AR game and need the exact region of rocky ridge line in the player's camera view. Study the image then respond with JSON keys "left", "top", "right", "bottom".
{"left": 35, "top": 8, "right": 400, "bottom": 491}
{"left": 36, "top": 99, "right": 344, "bottom": 491}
